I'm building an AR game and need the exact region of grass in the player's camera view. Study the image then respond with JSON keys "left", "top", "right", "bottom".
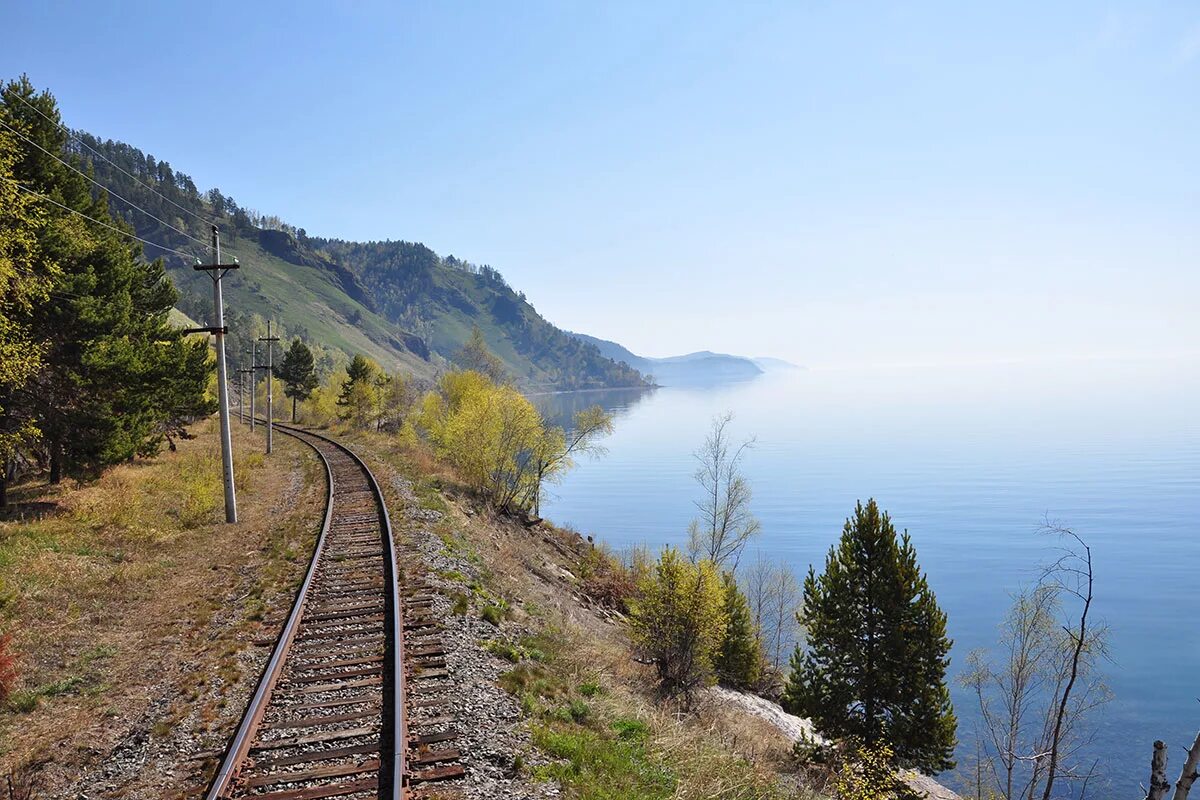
{"left": 498, "top": 632, "right": 676, "bottom": 799}
{"left": 480, "top": 603, "right": 505, "bottom": 626}
{"left": 0, "top": 419, "right": 324, "bottom": 791}
{"left": 498, "top": 625, "right": 800, "bottom": 800}
{"left": 484, "top": 635, "right": 549, "bottom": 664}
{"left": 8, "top": 676, "right": 85, "bottom": 713}
{"left": 531, "top": 723, "right": 675, "bottom": 800}
{"left": 332, "top": 426, "right": 810, "bottom": 800}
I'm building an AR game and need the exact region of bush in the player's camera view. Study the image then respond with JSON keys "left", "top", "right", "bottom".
{"left": 832, "top": 740, "right": 918, "bottom": 800}
{"left": 581, "top": 551, "right": 638, "bottom": 612}
{"left": 630, "top": 548, "right": 727, "bottom": 701}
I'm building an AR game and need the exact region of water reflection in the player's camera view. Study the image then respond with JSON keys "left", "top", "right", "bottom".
{"left": 534, "top": 385, "right": 658, "bottom": 431}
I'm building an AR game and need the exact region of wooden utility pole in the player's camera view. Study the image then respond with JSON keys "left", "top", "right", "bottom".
{"left": 191, "top": 225, "right": 239, "bottom": 524}
{"left": 259, "top": 321, "right": 280, "bottom": 454}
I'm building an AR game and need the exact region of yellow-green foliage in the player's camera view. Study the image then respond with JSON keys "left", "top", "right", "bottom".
{"left": 419, "top": 369, "right": 552, "bottom": 511}
{"left": 833, "top": 741, "right": 914, "bottom": 800}
{"left": 299, "top": 368, "right": 346, "bottom": 427}
{"left": 339, "top": 379, "right": 379, "bottom": 429}
{"left": 394, "top": 419, "right": 420, "bottom": 449}
{"left": 630, "top": 548, "right": 727, "bottom": 700}
{"left": 0, "top": 125, "right": 55, "bottom": 457}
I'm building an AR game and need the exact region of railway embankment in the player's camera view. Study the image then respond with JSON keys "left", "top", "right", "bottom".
{"left": 1, "top": 420, "right": 961, "bottom": 798}
{"left": 0, "top": 420, "right": 325, "bottom": 798}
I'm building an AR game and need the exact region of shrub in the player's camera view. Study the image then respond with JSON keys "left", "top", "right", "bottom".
{"left": 629, "top": 548, "right": 727, "bottom": 702}
{"left": 832, "top": 740, "right": 918, "bottom": 800}
{"left": 581, "top": 548, "right": 639, "bottom": 612}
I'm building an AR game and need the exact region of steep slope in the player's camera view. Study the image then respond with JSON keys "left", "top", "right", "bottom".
{"left": 312, "top": 239, "right": 647, "bottom": 389}
{"left": 72, "top": 133, "right": 647, "bottom": 389}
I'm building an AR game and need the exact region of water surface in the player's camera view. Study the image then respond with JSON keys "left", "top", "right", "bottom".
{"left": 538, "top": 358, "right": 1200, "bottom": 796}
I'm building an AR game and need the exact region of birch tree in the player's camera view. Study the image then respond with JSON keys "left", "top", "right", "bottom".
{"left": 1144, "top": 730, "right": 1200, "bottom": 800}
{"left": 687, "top": 412, "right": 760, "bottom": 571}
{"left": 962, "top": 525, "right": 1110, "bottom": 800}
{"left": 742, "top": 553, "right": 803, "bottom": 678}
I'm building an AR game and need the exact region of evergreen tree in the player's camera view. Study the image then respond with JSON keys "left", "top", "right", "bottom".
{"left": 783, "top": 499, "right": 957, "bottom": 773}
{"left": 276, "top": 338, "right": 318, "bottom": 422}
{"left": 0, "top": 77, "right": 214, "bottom": 485}
{"left": 455, "top": 325, "right": 506, "bottom": 383}
{"left": 337, "top": 354, "right": 378, "bottom": 428}
{"left": 714, "top": 571, "right": 762, "bottom": 690}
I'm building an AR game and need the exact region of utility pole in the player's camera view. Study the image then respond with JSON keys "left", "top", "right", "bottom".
{"left": 259, "top": 321, "right": 280, "bottom": 454}
{"left": 249, "top": 341, "right": 257, "bottom": 433}
{"left": 240, "top": 348, "right": 252, "bottom": 426}
{"left": 237, "top": 364, "right": 252, "bottom": 425}
{"left": 190, "top": 225, "right": 239, "bottom": 524}
{"left": 235, "top": 370, "right": 244, "bottom": 425}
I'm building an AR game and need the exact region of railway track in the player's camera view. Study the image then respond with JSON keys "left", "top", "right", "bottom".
{"left": 206, "top": 424, "right": 464, "bottom": 799}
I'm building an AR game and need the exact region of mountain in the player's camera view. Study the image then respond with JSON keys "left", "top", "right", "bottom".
{"left": 71, "top": 133, "right": 649, "bottom": 391}
{"left": 569, "top": 334, "right": 764, "bottom": 386}
{"left": 752, "top": 356, "right": 802, "bottom": 371}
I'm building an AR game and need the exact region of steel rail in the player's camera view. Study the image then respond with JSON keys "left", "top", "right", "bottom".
{"left": 203, "top": 422, "right": 406, "bottom": 799}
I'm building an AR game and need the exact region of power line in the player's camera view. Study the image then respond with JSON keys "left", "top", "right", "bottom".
{"left": 7, "top": 90, "right": 218, "bottom": 230}
{"left": 4, "top": 177, "right": 203, "bottom": 261}
{"left": 0, "top": 118, "right": 215, "bottom": 252}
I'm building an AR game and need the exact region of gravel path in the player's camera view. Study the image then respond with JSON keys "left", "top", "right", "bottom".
{"left": 393, "top": 477, "right": 554, "bottom": 800}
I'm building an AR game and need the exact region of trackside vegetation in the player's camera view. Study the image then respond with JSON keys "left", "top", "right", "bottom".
{"left": 0, "top": 77, "right": 214, "bottom": 506}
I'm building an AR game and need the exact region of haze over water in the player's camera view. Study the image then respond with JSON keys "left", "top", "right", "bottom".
{"left": 538, "top": 357, "right": 1200, "bottom": 796}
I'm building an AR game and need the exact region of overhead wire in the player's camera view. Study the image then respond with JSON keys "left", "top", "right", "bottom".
{"left": 4, "top": 177, "right": 203, "bottom": 261}
{"left": 0, "top": 118, "right": 216, "bottom": 253}
{"left": 7, "top": 90, "right": 218, "bottom": 231}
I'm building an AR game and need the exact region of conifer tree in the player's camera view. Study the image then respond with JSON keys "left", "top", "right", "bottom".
{"left": 714, "top": 571, "right": 762, "bottom": 690}
{"left": 0, "top": 76, "right": 214, "bottom": 484}
{"left": 337, "top": 354, "right": 379, "bottom": 428}
{"left": 783, "top": 499, "right": 957, "bottom": 773}
{"left": 276, "top": 338, "right": 318, "bottom": 421}
{"left": 455, "top": 325, "right": 506, "bottom": 383}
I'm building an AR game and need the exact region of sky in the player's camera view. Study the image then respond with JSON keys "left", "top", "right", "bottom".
{"left": 4, "top": 1, "right": 1198, "bottom": 368}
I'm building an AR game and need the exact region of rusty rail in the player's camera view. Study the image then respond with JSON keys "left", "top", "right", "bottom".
{"left": 204, "top": 424, "right": 406, "bottom": 799}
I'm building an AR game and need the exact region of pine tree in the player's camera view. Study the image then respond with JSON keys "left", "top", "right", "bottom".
{"left": 455, "top": 325, "right": 506, "bottom": 383}
{"left": 337, "top": 354, "right": 378, "bottom": 428}
{"left": 783, "top": 499, "right": 957, "bottom": 773}
{"left": 276, "top": 338, "right": 318, "bottom": 422}
{"left": 0, "top": 77, "right": 214, "bottom": 483}
{"left": 714, "top": 571, "right": 762, "bottom": 689}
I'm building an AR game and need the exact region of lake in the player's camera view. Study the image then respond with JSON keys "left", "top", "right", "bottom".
{"left": 536, "top": 357, "right": 1200, "bottom": 797}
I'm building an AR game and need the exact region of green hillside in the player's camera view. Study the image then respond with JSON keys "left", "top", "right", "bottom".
{"left": 73, "top": 133, "right": 647, "bottom": 390}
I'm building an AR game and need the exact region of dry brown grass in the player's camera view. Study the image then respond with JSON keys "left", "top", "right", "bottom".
{"left": 0, "top": 419, "right": 325, "bottom": 796}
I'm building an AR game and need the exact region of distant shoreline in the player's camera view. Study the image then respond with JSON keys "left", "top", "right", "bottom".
{"left": 525, "top": 384, "right": 658, "bottom": 398}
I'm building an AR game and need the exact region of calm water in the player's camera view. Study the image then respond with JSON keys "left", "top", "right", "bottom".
{"left": 537, "top": 358, "right": 1200, "bottom": 797}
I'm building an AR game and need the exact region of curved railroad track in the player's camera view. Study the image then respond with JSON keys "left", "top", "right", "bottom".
{"left": 205, "top": 424, "right": 464, "bottom": 799}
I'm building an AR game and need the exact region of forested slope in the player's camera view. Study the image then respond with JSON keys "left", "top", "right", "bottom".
{"left": 73, "top": 133, "right": 647, "bottom": 389}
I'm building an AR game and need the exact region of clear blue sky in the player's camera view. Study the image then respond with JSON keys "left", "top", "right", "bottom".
{"left": 5, "top": 1, "right": 1198, "bottom": 367}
